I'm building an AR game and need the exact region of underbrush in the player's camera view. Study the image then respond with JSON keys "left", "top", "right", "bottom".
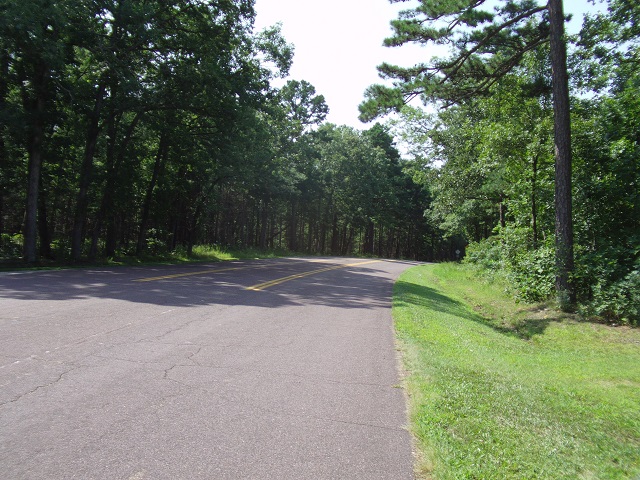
{"left": 464, "top": 236, "right": 640, "bottom": 326}
{"left": 0, "top": 243, "right": 293, "bottom": 270}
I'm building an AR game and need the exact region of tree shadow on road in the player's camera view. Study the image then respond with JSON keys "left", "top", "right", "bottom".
{"left": 0, "top": 258, "right": 412, "bottom": 312}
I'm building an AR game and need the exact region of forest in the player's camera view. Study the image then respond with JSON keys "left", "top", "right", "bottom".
{"left": 0, "top": 0, "right": 445, "bottom": 265}
{"left": 362, "top": 0, "right": 639, "bottom": 324}
{"left": 1, "top": 0, "right": 638, "bottom": 324}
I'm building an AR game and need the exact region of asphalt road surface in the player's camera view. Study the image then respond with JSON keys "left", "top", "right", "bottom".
{"left": 1, "top": 257, "right": 417, "bottom": 479}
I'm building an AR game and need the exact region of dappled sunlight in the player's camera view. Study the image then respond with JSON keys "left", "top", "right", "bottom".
{"left": 0, "top": 258, "right": 414, "bottom": 312}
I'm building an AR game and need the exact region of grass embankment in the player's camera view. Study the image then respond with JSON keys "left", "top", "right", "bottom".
{"left": 394, "top": 263, "right": 640, "bottom": 479}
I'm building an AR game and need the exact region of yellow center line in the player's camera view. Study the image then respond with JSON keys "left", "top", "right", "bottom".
{"left": 246, "top": 260, "right": 381, "bottom": 291}
{"left": 134, "top": 266, "right": 247, "bottom": 282}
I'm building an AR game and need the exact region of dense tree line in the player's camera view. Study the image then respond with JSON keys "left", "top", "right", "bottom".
{"left": 367, "top": 0, "right": 639, "bottom": 323}
{"left": 0, "top": 0, "right": 445, "bottom": 264}
{"left": 3, "top": 0, "right": 636, "bottom": 323}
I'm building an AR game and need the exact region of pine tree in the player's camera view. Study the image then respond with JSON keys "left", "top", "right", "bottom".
{"left": 361, "top": 0, "right": 576, "bottom": 306}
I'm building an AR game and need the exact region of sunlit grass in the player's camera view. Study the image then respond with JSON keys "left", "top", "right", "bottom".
{"left": 167, "top": 245, "right": 284, "bottom": 262}
{"left": 394, "top": 262, "right": 640, "bottom": 479}
{"left": 107, "top": 245, "right": 292, "bottom": 265}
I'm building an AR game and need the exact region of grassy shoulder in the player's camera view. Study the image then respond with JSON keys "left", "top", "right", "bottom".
{"left": 394, "top": 262, "right": 640, "bottom": 480}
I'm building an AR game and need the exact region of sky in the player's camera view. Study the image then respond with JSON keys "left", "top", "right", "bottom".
{"left": 253, "top": 0, "right": 607, "bottom": 130}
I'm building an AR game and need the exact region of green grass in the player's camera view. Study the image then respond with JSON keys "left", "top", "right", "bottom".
{"left": 119, "top": 244, "right": 290, "bottom": 264}
{"left": 394, "top": 262, "right": 640, "bottom": 480}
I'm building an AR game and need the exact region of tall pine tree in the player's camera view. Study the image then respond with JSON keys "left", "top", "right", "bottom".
{"left": 361, "top": 0, "right": 575, "bottom": 307}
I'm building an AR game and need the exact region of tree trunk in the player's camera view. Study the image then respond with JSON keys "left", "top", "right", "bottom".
{"left": 306, "top": 217, "right": 313, "bottom": 253}
{"left": 531, "top": 152, "right": 539, "bottom": 249}
{"left": 548, "top": 0, "right": 575, "bottom": 308}
{"left": 88, "top": 116, "right": 115, "bottom": 260}
{"left": 330, "top": 213, "right": 339, "bottom": 255}
{"left": 319, "top": 220, "right": 326, "bottom": 254}
{"left": 0, "top": 49, "right": 8, "bottom": 236}
{"left": 105, "top": 110, "right": 142, "bottom": 257}
{"left": 187, "top": 199, "right": 204, "bottom": 256}
{"left": 259, "top": 199, "right": 269, "bottom": 249}
{"left": 136, "top": 132, "right": 168, "bottom": 255}
{"left": 38, "top": 175, "right": 53, "bottom": 259}
{"left": 24, "top": 119, "right": 44, "bottom": 263}
{"left": 364, "top": 220, "right": 374, "bottom": 254}
{"left": 287, "top": 202, "right": 297, "bottom": 251}
{"left": 344, "top": 227, "right": 354, "bottom": 255}
{"left": 23, "top": 63, "right": 48, "bottom": 263}
{"left": 71, "top": 82, "right": 106, "bottom": 261}
{"left": 498, "top": 197, "right": 506, "bottom": 229}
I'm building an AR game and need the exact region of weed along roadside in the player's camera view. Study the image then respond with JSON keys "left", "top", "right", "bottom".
{"left": 392, "top": 262, "right": 640, "bottom": 480}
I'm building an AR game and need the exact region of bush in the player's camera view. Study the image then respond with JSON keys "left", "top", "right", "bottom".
{"left": 507, "top": 244, "right": 555, "bottom": 302}
{"left": 0, "top": 233, "right": 23, "bottom": 259}
{"left": 466, "top": 234, "right": 640, "bottom": 324}
{"left": 578, "top": 261, "right": 640, "bottom": 326}
{"left": 143, "top": 228, "right": 168, "bottom": 256}
{"left": 463, "top": 236, "right": 505, "bottom": 270}
{"left": 465, "top": 230, "right": 555, "bottom": 303}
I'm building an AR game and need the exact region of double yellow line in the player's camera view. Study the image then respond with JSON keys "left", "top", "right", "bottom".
{"left": 134, "top": 266, "right": 246, "bottom": 282}
{"left": 134, "top": 259, "right": 381, "bottom": 291}
{"left": 246, "top": 260, "right": 380, "bottom": 291}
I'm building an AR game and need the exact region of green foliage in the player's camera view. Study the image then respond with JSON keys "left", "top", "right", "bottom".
{"left": 463, "top": 236, "right": 505, "bottom": 271}
{"left": 464, "top": 231, "right": 555, "bottom": 303}
{"left": 575, "top": 0, "right": 640, "bottom": 92}
{"left": 277, "top": 79, "right": 328, "bottom": 135}
{"left": 508, "top": 243, "right": 556, "bottom": 303}
{"left": 3, "top": 0, "right": 429, "bottom": 264}
{"left": 386, "top": 0, "right": 640, "bottom": 323}
{"left": 586, "top": 267, "right": 640, "bottom": 325}
{"left": 466, "top": 233, "right": 640, "bottom": 324}
{"left": 366, "top": 0, "right": 577, "bottom": 306}
{"left": 576, "top": 246, "right": 640, "bottom": 325}
{"left": 0, "top": 233, "right": 22, "bottom": 259}
{"left": 141, "top": 228, "right": 168, "bottom": 256}
{"left": 359, "top": 0, "right": 549, "bottom": 119}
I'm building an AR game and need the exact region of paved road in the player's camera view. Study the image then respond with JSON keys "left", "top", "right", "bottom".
{"left": 0, "top": 257, "right": 417, "bottom": 479}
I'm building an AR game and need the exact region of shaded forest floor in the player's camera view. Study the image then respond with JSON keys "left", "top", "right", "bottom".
{"left": 0, "top": 244, "right": 293, "bottom": 271}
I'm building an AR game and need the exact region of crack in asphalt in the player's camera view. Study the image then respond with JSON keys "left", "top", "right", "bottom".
{"left": 186, "top": 346, "right": 203, "bottom": 366}
{"left": 0, "top": 366, "right": 78, "bottom": 407}
{"left": 156, "top": 356, "right": 393, "bottom": 389}
{"left": 162, "top": 345, "right": 204, "bottom": 379}
{"left": 89, "top": 343, "right": 204, "bottom": 369}
{"left": 91, "top": 354, "right": 167, "bottom": 366}
{"left": 147, "top": 306, "right": 235, "bottom": 342}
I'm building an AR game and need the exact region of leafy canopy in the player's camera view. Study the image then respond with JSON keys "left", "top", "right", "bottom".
{"left": 359, "top": 0, "right": 550, "bottom": 119}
